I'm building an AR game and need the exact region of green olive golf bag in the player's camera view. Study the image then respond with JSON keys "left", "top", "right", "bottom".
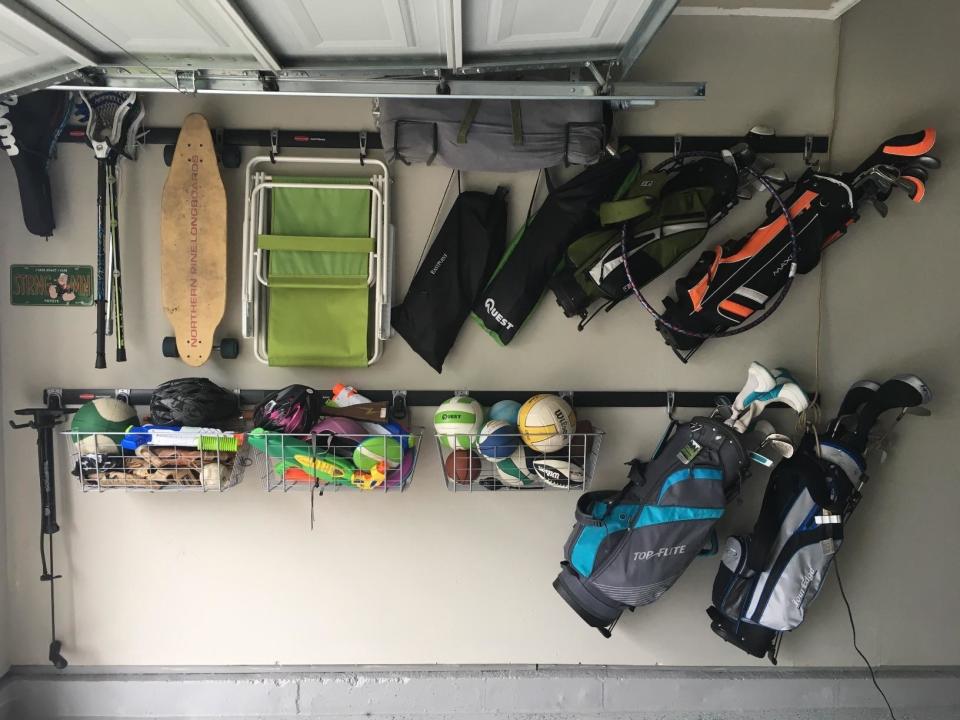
{"left": 707, "top": 374, "right": 932, "bottom": 663}
{"left": 657, "top": 129, "right": 940, "bottom": 361}
{"left": 549, "top": 154, "right": 740, "bottom": 326}
{"left": 554, "top": 417, "right": 748, "bottom": 636}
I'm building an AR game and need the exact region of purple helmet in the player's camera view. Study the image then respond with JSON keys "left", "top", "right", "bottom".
{"left": 253, "top": 385, "right": 319, "bottom": 433}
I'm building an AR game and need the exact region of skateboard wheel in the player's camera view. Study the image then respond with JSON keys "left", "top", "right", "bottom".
{"left": 162, "top": 145, "right": 175, "bottom": 167}
{"left": 219, "top": 338, "right": 239, "bottom": 359}
{"left": 162, "top": 336, "right": 179, "bottom": 358}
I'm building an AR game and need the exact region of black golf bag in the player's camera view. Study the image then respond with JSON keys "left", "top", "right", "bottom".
{"left": 707, "top": 374, "right": 932, "bottom": 663}
{"left": 658, "top": 129, "right": 939, "bottom": 361}
{"left": 472, "top": 149, "right": 638, "bottom": 345}
{"left": 549, "top": 151, "right": 742, "bottom": 327}
{"left": 554, "top": 417, "right": 748, "bottom": 636}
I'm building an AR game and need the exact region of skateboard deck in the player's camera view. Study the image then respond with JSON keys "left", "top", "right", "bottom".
{"left": 160, "top": 114, "right": 227, "bottom": 366}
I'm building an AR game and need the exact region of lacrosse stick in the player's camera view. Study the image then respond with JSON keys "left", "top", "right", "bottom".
{"left": 79, "top": 91, "right": 142, "bottom": 366}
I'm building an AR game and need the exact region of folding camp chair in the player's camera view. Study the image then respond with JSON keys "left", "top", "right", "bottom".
{"left": 241, "top": 156, "right": 392, "bottom": 366}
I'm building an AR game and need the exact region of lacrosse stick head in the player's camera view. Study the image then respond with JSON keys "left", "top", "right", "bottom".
{"left": 79, "top": 91, "right": 139, "bottom": 160}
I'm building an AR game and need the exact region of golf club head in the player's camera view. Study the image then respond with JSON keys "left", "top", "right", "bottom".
{"left": 763, "top": 433, "right": 795, "bottom": 458}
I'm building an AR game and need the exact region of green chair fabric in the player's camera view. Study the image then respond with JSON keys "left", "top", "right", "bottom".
{"left": 263, "top": 177, "right": 374, "bottom": 366}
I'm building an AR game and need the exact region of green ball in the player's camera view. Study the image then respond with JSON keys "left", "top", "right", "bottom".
{"left": 71, "top": 398, "right": 139, "bottom": 455}
{"left": 352, "top": 436, "right": 403, "bottom": 472}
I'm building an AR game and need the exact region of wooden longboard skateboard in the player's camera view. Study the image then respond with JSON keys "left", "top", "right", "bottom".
{"left": 160, "top": 114, "right": 236, "bottom": 365}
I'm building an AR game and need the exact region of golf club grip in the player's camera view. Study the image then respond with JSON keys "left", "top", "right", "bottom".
{"left": 95, "top": 299, "right": 106, "bottom": 369}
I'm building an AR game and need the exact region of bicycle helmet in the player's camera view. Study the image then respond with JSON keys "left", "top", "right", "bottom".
{"left": 150, "top": 378, "right": 239, "bottom": 427}
{"left": 253, "top": 384, "right": 319, "bottom": 433}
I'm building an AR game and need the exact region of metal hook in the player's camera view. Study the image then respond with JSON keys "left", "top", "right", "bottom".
{"left": 673, "top": 135, "right": 682, "bottom": 158}
{"left": 665, "top": 390, "right": 676, "bottom": 421}
{"left": 269, "top": 128, "right": 279, "bottom": 164}
{"left": 803, "top": 134, "right": 814, "bottom": 165}
{"left": 359, "top": 130, "right": 367, "bottom": 166}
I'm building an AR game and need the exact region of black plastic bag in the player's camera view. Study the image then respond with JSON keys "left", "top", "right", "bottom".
{"left": 392, "top": 187, "right": 508, "bottom": 372}
{"left": 471, "top": 149, "right": 638, "bottom": 345}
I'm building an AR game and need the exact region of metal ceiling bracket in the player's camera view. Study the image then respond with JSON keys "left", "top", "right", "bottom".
{"left": 175, "top": 70, "right": 198, "bottom": 94}
{"left": 259, "top": 71, "right": 279, "bottom": 92}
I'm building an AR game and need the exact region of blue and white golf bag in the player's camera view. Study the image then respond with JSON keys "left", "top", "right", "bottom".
{"left": 707, "top": 434, "right": 864, "bottom": 662}
{"left": 554, "top": 417, "right": 748, "bottom": 636}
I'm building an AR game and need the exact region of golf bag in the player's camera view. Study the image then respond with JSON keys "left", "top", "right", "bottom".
{"left": 392, "top": 187, "right": 508, "bottom": 372}
{"left": 379, "top": 99, "right": 608, "bottom": 171}
{"left": 657, "top": 129, "right": 939, "bottom": 361}
{"left": 707, "top": 374, "right": 932, "bottom": 663}
{"left": 472, "top": 149, "right": 638, "bottom": 345}
{"left": 554, "top": 417, "right": 748, "bottom": 636}
{"left": 549, "top": 153, "right": 741, "bottom": 326}
{"left": 1, "top": 91, "right": 72, "bottom": 237}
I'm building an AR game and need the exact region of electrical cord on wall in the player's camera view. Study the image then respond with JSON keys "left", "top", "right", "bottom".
{"left": 834, "top": 557, "right": 898, "bottom": 720}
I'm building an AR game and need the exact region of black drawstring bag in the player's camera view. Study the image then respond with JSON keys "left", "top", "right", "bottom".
{"left": 1, "top": 91, "right": 71, "bottom": 237}
{"left": 392, "top": 185, "right": 508, "bottom": 372}
{"left": 471, "top": 148, "right": 638, "bottom": 345}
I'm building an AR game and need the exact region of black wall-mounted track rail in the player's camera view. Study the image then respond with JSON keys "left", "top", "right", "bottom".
{"left": 58, "top": 127, "right": 827, "bottom": 156}
{"left": 45, "top": 387, "right": 738, "bottom": 412}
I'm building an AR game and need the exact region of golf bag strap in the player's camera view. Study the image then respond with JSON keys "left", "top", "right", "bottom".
{"left": 575, "top": 490, "right": 619, "bottom": 526}
{"left": 599, "top": 194, "right": 656, "bottom": 226}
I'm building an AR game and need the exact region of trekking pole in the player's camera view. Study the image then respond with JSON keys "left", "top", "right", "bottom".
{"left": 108, "top": 163, "right": 127, "bottom": 361}
{"left": 10, "top": 402, "right": 74, "bottom": 670}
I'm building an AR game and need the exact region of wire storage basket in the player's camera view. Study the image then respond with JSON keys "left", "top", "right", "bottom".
{"left": 436, "top": 428, "right": 604, "bottom": 492}
{"left": 250, "top": 429, "right": 422, "bottom": 492}
{"left": 65, "top": 430, "right": 247, "bottom": 492}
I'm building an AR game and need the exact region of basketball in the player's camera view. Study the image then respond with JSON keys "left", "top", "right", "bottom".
{"left": 434, "top": 396, "right": 483, "bottom": 450}
{"left": 71, "top": 397, "right": 140, "bottom": 456}
{"left": 496, "top": 445, "right": 533, "bottom": 487}
{"left": 488, "top": 399, "right": 522, "bottom": 425}
{"left": 444, "top": 449, "right": 482, "bottom": 485}
{"left": 476, "top": 420, "right": 519, "bottom": 460}
{"left": 353, "top": 436, "right": 403, "bottom": 472}
{"left": 518, "top": 394, "right": 576, "bottom": 453}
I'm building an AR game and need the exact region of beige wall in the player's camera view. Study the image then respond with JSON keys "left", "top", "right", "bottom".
{"left": 0, "top": 8, "right": 956, "bottom": 667}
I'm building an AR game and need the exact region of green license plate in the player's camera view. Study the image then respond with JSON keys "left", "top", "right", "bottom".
{"left": 10, "top": 265, "right": 94, "bottom": 306}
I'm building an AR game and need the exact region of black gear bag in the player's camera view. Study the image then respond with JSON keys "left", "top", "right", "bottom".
{"left": 1, "top": 91, "right": 71, "bottom": 237}
{"left": 392, "top": 187, "right": 508, "bottom": 372}
{"left": 471, "top": 149, "right": 638, "bottom": 345}
{"left": 554, "top": 417, "right": 747, "bottom": 636}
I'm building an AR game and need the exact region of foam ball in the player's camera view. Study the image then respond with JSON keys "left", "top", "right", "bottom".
{"left": 353, "top": 436, "right": 403, "bottom": 472}
{"left": 476, "top": 420, "right": 519, "bottom": 460}
{"left": 489, "top": 400, "right": 522, "bottom": 425}
{"left": 71, "top": 398, "right": 139, "bottom": 455}
{"left": 434, "top": 396, "right": 483, "bottom": 450}
{"left": 518, "top": 394, "right": 576, "bottom": 453}
{"left": 443, "top": 449, "right": 481, "bottom": 486}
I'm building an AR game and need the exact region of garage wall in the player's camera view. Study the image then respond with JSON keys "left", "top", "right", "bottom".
{"left": 0, "top": 9, "right": 955, "bottom": 669}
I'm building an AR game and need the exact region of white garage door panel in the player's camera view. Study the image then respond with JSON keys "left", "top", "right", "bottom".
{"left": 0, "top": 8, "right": 83, "bottom": 96}
{"left": 236, "top": 0, "right": 446, "bottom": 61}
{"left": 464, "top": 0, "right": 652, "bottom": 57}
{"left": 20, "top": 0, "right": 261, "bottom": 65}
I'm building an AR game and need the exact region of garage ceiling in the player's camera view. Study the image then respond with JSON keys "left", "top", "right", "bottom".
{"left": 0, "top": 0, "right": 860, "bottom": 100}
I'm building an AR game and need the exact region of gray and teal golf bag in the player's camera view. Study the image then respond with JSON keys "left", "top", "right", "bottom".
{"left": 554, "top": 417, "right": 748, "bottom": 636}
